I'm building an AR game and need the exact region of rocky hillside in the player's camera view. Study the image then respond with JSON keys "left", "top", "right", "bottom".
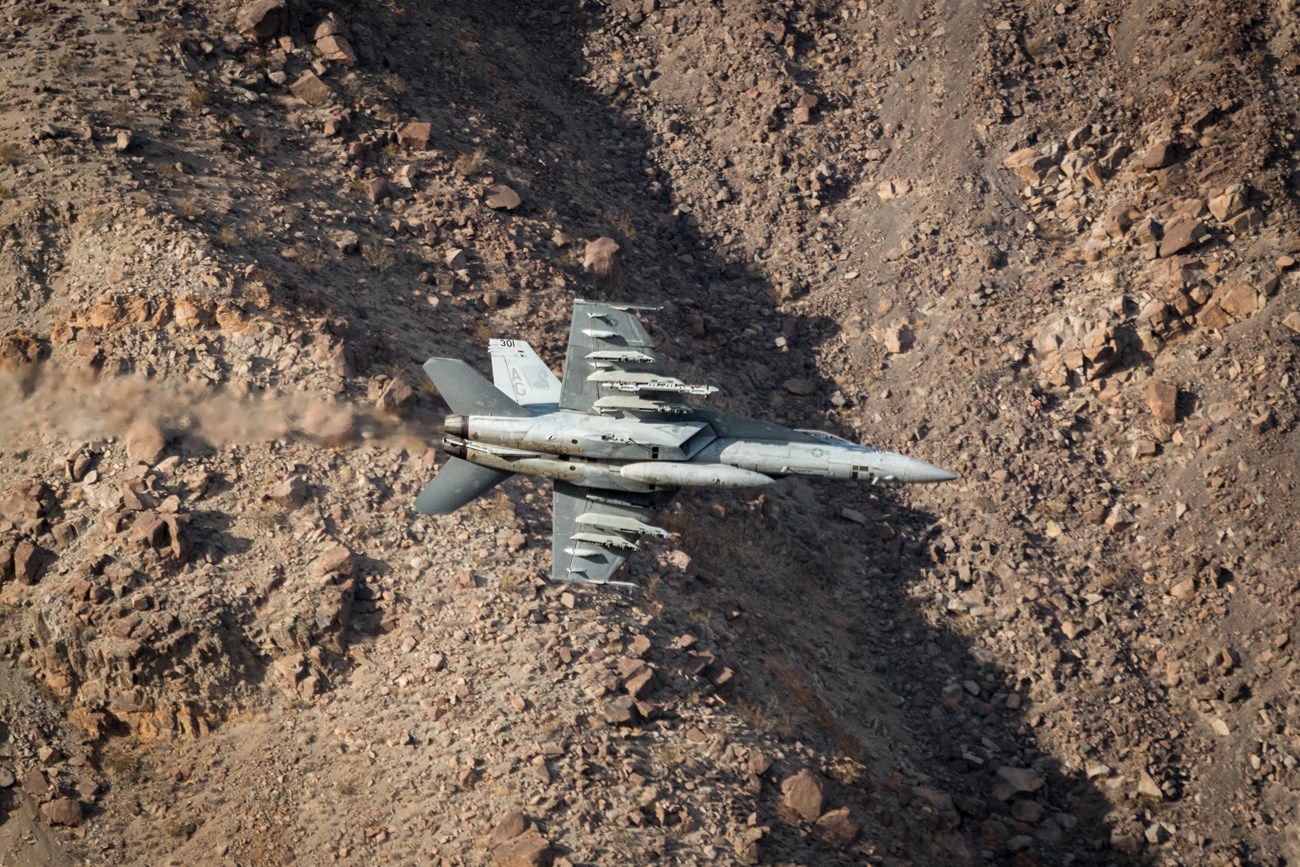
{"left": 2, "top": 0, "right": 1298, "bottom": 864}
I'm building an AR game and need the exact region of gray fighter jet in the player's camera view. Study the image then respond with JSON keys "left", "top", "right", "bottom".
{"left": 416, "top": 299, "right": 956, "bottom": 587}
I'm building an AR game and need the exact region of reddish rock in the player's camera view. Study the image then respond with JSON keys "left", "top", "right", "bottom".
{"left": 395, "top": 121, "right": 431, "bottom": 149}
{"left": 1214, "top": 281, "right": 1260, "bottom": 319}
{"left": 601, "top": 695, "right": 638, "bottom": 726}
{"left": 780, "top": 769, "right": 826, "bottom": 822}
{"left": 316, "top": 33, "right": 357, "bottom": 65}
{"left": 1158, "top": 219, "right": 1208, "bottom": 258}
{"left": 236, "top": 0, "right": 287, "bottom": 40}
{"left": 1003, "top": 148, "right": 1055, "bottom": 185}
{"left": 1143, "top": 381, "right": 1178, "bottom": 426}
{"left": 22, "top": 768, "right": 50, "bottom": 798}
{"left": 582, "top": 237, "right": 620, "bottom": 286}
{"left": 793, "top": 92, "right": 818, "bottom": 124}
{"left": 1197, "top": 302, "right": 1233, "bottom": 330}
{"left": 490, "top": 811, "right": 527, "bottom": 847}
{"left": 41, "top": 798, "right": 83, "bottom": 826}
{"left": 312, "top": 543, "right": 355, "bottom": 580}
{"left": 627, "top": 634, "right": 651, "bottom": 658}
{"left": 485, "top": 184, "right": 522, "bottom": 211}
{"left": 13, "top": 540, "right": 46, "bottom": 585}
{"left": 1141, "top": 139, "right": 1175, "bottom": 170}
{"left": 492, "top": 828, "right": 551, "bottom": 867}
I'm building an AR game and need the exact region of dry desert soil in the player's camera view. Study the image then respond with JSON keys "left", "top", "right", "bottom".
{"left": 2, "top": 0, "right": 1299, "bottom": 864}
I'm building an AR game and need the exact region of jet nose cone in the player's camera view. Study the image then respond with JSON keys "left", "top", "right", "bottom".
{"left": 878, "top": 454, "right": 959, "bottom": 483}
{"left": 908, "top": 460, "right": 958, "bottom": 483}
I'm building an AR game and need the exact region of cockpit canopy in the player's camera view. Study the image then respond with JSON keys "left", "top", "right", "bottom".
{"left": 796, "top": 429, "right": 862, "bottom": 447}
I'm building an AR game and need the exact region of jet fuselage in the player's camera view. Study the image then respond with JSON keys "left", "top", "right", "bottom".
{"left": 442, "top": 410, "right": 956, "bottom": 494}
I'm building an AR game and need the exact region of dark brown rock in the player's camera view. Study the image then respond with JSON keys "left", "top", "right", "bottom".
{"left": 13, "top": 540, "right": 46, "bottom": 584}
{"left": 793, "top": 92, "right": 818, "bottom": 124}
{"left": 1141, "top": 140, "right": 1175, "bottom": 170}
{"left": 815, "top": 807, "right": 859, "bottom": 847}
{"left": 782, "top": 378, "right": 816, "bottom": 396}
{"left": 361, "top": 177, "right": 387, "bottom": 204}
{"left": 236, "top": 0, "right": 287, "bottom": 40}
{"left": 1144, "top": 381, "right": 1178, "bottom": 426}
{"left": 290, "top": 71, "right": 332, "bottom": 106}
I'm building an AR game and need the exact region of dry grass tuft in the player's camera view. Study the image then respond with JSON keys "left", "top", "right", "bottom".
{"left": 361, "top": 243, "right": 396, "bottom": 271}
{"left": 296, "top": 246, "right": 331, "bottom": 274}
{"left": 176, "top": 195, "right": 203, "bottom": 220}
{"left": 453, "top": 149, "right": 485, "bottom": 178}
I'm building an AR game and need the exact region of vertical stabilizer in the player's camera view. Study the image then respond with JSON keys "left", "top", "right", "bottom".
{"left": 488, "top": 339, "right": 562, "bottom": 413}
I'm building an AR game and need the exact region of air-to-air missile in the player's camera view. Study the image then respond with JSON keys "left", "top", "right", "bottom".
{"left": 416, "top": 299, "right": 957, "bottom": 587}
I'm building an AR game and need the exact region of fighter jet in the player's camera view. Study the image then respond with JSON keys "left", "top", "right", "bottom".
{"left": 416, "top": 299, "right": 956, "bottom": 587}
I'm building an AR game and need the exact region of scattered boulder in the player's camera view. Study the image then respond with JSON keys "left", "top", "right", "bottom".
{"left": 490, "top": 811, "right": 528, "bottom": 848}
{"left": 361, "top": 177, "right": 387, "bottom": 204}
{"left": 313, "top": 17, "right": 357, "bottom": 65}
{"left": 1141, "top": 139, "right": 1175, "bottom": 170}
{"left": 792, "top": 92, "right": 818, "bottom": 124}
{"left": 41, "top": 798, "right": 83, "bottom": 826}
{"left": 780, "top": 769, "right": 826, "bottom": 822}
{"left": 1004, "top": 148, "right": 1056, "bottom": 185}
{"left": 1158, "top": 219, "right": 1208, "bottom": 258}
{"left": 332, "top": 229, "right": 360, "bottom": 254}
{"left": 601, "top": 695, "right": 638, "bottom": 726}
{"left": 290, "top": 71, "right": 333, "bottom": 106}
{"left": 445, "top": 248, "right": 469, "bottom": 270}
{"left": 879, "top": 320, "right": 914, "bottom": 354}
{"left": 993, "top": 766, "right": 1045, "bottom": 801}
{"left": 125, "top": 419, "right": 166, "bottom": 464}
{"left": 13, "top": 540, "right": 48, "bottom": 584}
{"left": 235, "top": 0, "right": 287, "bottom": 40}
{"left": 1143, "top": 380, "right": 1178, "bottom": 425}
{"left": 395, "top": 121, "right": 431, "bottom": 150}
{"left": 1208, "top": 184, "right": 1247, "bottom": 222}
{"left": 814, "top": 807, "right": 859, "bottom": 848}
{"left": 582, "top": 237, "right": 620, "bottom": 287}
{"left": 485, "top": 184, "right": 522, "bottom": 211}
{"left": 492, "top": 828, "right": 551, "bottom": 867}
{"left": 782, "top": 378, "right": 816, "bottom": 396}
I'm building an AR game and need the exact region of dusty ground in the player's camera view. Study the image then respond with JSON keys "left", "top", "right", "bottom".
{"left": 1, "top": 0, "right": 1299, "bottom": 864}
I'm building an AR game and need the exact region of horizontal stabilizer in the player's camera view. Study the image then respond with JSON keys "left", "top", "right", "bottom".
{"left": 414, "top": 457, "right": 513, "bottom": 514}
{"left": 423, "top": 358, "right": 530, "bottom": 418}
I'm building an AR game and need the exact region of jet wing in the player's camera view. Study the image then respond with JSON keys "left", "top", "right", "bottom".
{"left": 551, "top": 481, "right": 671, "bottom": 587}
{"left": 558, "top": 299, "right": 663, "bottom": 414}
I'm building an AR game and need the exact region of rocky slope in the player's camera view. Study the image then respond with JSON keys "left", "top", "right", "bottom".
{"left": 1, "top": 0, "right": 1298, "bottom": 864}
